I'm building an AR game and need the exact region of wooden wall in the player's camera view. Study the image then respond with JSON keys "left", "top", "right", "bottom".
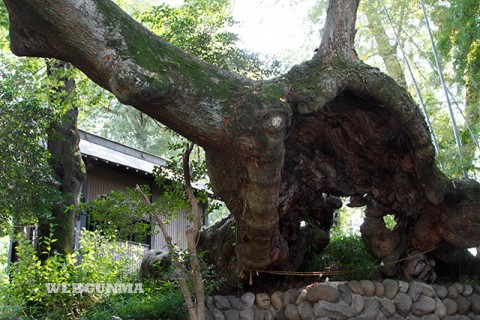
{"left": 80, "top": 160, "right": 191, "bottom": 251}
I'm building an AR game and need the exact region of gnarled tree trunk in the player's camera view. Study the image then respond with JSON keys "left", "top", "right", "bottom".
{"left": 4, "top": 0, "right": 480, "bottom": 282}
{"left": 37, "top": 61, "right": 86, "bottom": 257}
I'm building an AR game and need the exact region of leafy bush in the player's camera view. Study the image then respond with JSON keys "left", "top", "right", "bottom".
{"left": 1, "top": 232, "right": 79, "bottom": 319}
{"left": 0, "top": 236, "right": 9, "bottom": 283}
{"left": 84, "top": 280, "right": 186, "bottom": 320}
{"left": 80, "top": 187, "right": 156, "bottom": 242}
{"left": 0, "top": 229, "right": 141, "bottom": 319}
{"left": 74, "top": 229, "right": 143, "bottom": 284}
{"left": 305, "top": 232, "right": 381, "bottom": 281}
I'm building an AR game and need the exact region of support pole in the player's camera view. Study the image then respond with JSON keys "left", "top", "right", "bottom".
{"left": 379, "top": 0, "right": 443, "bottom": 170}
{"left": 419, "top": 0, "right": 468, "bottom": 178}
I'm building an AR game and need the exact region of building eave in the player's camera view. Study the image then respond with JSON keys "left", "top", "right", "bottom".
{"left": 79, "top": 130, "right": 167, "bottom": 175}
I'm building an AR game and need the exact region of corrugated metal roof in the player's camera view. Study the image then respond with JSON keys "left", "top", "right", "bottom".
{"left": 79, "top": 130, "right": 167, "bottom": 174}
{"left": 79, "top": 130, "right": 209, "bottom": 192}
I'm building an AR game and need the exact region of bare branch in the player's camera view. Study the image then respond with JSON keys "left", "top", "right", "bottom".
{"left": 135, "top": 185, "right": 198, "bottom": 320}
{"left": 182, "top": 143, "right": 206, "bottom": 320}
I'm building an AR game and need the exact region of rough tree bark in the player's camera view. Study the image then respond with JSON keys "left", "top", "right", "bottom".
{"left": 4, "top": 0, "right": 480, "bottom": 281}
{"left": 37, "top": 61, "right": 86, "bottom": 256}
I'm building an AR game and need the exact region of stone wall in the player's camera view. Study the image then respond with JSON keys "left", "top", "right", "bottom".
{"left": 205, "top": 280, "right": 480, "bottom": 319}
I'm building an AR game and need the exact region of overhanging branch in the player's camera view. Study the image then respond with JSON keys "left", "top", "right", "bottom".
{"left": 4, "top": 0, "right": 253, "bottom": 150}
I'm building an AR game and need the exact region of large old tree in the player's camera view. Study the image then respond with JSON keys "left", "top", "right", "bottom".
{"left": 4, "top": 0, "right": 480, "bottom": 280}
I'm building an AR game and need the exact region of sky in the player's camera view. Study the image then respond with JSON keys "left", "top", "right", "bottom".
{"left": 230, "top": 0, "right": 319, "bottom": 55}
{"left": 156, "top": 0, "right": 321, "bottom": 67}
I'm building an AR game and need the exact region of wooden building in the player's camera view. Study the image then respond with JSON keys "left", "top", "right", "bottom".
{"left": 78, "top": 130, "right": 192, "bottom": 251}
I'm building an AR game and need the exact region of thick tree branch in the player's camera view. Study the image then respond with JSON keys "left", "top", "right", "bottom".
{"left": 4, "top": 0, "right": 253, "bottom": 150}
{"left": 286, "top": 58, "right": 446, "bottom": 205}
{"left": 4, "top": 0, "right": 293, "bottom": 270}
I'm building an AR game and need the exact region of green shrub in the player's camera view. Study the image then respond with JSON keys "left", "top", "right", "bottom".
{"left": 305, "top": 232, "right": 381, "bottom": 281}
{"left": 0, "top": 229, "right": 140, "bottom": 319}
{"left": 1, "top": 232, "right": 79, "bottom": 319}
{"left": 84, "top": 280, "right": 186, "bottom": 320}
{"left": 0, "top": 236, "right": 9, "bottom": 283}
